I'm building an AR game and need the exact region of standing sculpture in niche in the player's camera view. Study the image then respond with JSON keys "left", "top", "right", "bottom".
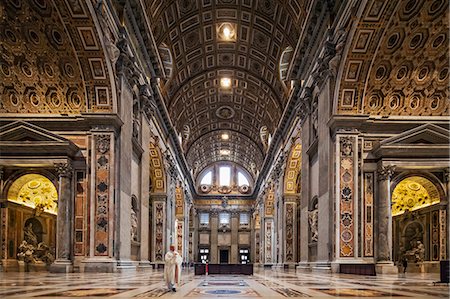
{"left": 131, "top": 207, "right": 138, "bottom": 242}
{"left": 308, "top": 202, "right": 318, "bottom": 242}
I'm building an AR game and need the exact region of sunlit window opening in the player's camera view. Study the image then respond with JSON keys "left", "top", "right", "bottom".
{"left": 237, "top": 172, "right": 249, "bottom": 186}
{"left": 219, "top": 212, "right": 230, "bottom": 225}
{"left": 200, "top": 171, "right": 212, "bottom": 185}
{"left": 199, "top": 213, "right": 209, "bottom": 225}
{"left": 239, "top": 213, "right": 249, "bottom": 225}
{"left": 219, "top": 166, "right": 231, "bottom": 186}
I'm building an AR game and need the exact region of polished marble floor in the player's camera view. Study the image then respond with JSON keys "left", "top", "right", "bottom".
{"left": 0, "top": 267, "right": 448, "bottom": 298}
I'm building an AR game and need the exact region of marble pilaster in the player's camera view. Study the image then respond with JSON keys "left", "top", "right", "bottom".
{"left": 231, "top": 212, "right": 239, "bottom": 264}
{"left": 152, "top": 194, "right": 166, "bottom": 264}
{"left": 210, "top": 212, "right": 218, "bottom": 263}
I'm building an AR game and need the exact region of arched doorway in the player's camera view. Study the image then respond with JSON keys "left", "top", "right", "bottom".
{"left": 3, "top": 174, "right": 57, "bottom": 271}
{"left": 392, "top": 175, "right": 446, "bottom": 272}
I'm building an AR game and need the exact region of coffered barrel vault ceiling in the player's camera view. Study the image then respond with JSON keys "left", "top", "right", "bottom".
{"left": 143, "top": 0, "right": 308, "bottom": 178}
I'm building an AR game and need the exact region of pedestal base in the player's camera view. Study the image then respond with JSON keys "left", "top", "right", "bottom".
{"left": 49, "top": 260, "right": 73, "bottom": 273}
{"left": 311, "top": 262, "right": 332, "bottom": 274}
{"left": 296, "top": 262, "right": 311, "bottom": 272}
{"left": 375, "top": 262, "right": 398, "bottom": 274}
{"left": 138, "top": 261, "right": 152, "bottom": 269}
{"left": 116, "top": 260, "right": 137, "bottom": 272}
{"left": 80, "top": 258, "right": 116, "bottom": 273}
{"left": 29, "top": 261, "right": 47, "bottom": 272}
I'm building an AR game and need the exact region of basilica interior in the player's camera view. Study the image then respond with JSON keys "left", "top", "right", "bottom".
{"left": 0, "top": 0, "right": 449, "bottom": 297}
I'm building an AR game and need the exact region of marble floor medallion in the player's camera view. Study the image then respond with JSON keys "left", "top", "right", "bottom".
{"left": 186, "top": 288, "right": 260, "bottom": 297}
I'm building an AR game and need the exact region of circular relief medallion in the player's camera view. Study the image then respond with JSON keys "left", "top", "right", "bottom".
{"left": 30, "top": 92, "right": 40, "bottom": 106}
{"left": 49, "top": 92, "right": 61, "bottom": 107}
{"left": 64, "top": 63, "right": 75, "bottom": 78}
{"left": 387, "top": 32, "right": 401, "bottom": 49}
{"left": 5, "top": 28, "right": 17, "bottom": 43}
{"left": 216, "top": 106, "right": 235, "bottom": 119}
{"left": 10, "top": 92, "right": 19, "bottom": 106}
{"left": 28, "top": 29, "right": 40, "bottom": 45}
{"left": 409, "top": 33, "right": 424, "bottom": 49}
{"left": 70, "top": 93, "right": 82, "bottom": 108}
{"left": 396, "top": 65, "right": 409, "bottom": 81}
{"left": 51, "top": 29, "right": 63, "bottom": 46}
{"left": 200, "top": 184, "right": 211, "bottom": 193}
{"left": 437, "top": 68, "right": 448, "bottom": 82}
{"left": 1, "top": 63, "right": 11, "bottom": 77}
{"left": 432, "top": 33, "right": 446, "bottom": 49}
{"left": 239, "top": 184, "right": 250, "bottom": 194}
{"left": 428, "top": 0, "right": 445, "bottom": 16}
{"left": 21, "top": 62, "right": 33, "bottom": 77}
{"left": 416, "top": 66, "right": 429, "bottom": 82}
{"left": 429, "top": 97, "right": 440, "bottom": 110}
{"left": 44, "top": 63, "right": 54, "bottom": 77}
{"left": 389, "top": 95, "right": 401, "bottom": 110}
{"left": 375, "top": 65, "right": 387, "bottom": 81}
{"left": 409, "top": 96, "right": 420, "bottom": 110}
{"left": 341, "top": 229, "right": 353, "bottom": 242}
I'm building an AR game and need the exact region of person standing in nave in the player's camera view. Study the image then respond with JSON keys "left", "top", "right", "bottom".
{"left": 164, "top": 245, "right": 183, "bottom": 292}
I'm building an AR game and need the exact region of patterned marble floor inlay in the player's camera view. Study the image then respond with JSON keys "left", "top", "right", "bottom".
{"left": 0, "top": 268, "right": 447, "bottom": 298}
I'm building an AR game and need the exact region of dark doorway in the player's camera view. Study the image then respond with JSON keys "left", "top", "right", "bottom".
{"left": 220, "top": 249, "right": 229, "bottom": 264}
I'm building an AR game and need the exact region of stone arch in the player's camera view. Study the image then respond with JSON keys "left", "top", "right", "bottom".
{"left": 284, "top": 143, "right": 302, "bottom": 195}
{"left": 334, "top": 0, "right": 448, "bottom": 116}
{"left": 149, "top": 142, "right": 166, "bottom": 193}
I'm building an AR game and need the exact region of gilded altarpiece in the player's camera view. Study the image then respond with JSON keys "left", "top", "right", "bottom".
{"left": 363, "top": 173, "right": 374, "bottom": 257}
{"left": 336, "top": 134, "right": 358, "bottom": 258}
{"left": 92, "top": 134, "right": 114, "bottom": 256}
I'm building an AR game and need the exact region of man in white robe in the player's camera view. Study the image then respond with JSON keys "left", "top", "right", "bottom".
{"left": 164, "top": 245, "right": 183, "bottom": 292}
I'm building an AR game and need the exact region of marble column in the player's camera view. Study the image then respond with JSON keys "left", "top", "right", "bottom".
{"left": 210, "top": 212, "right": 218, "bottom": 263}
{"left": 50, "top": 162, "right": 74, "bottom": 273}
{"left": 375, "top": 164, "right": 397, "bottom": 274}
{"left": 231, "top": 212, "right": 239, "bottom": 263}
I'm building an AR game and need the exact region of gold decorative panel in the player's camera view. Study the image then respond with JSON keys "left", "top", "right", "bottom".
{"left": 149, "top": 142, "right": 166, "bottom": 193}
{"left": 284, "top": 143, "right": 302, "bottom": 194}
